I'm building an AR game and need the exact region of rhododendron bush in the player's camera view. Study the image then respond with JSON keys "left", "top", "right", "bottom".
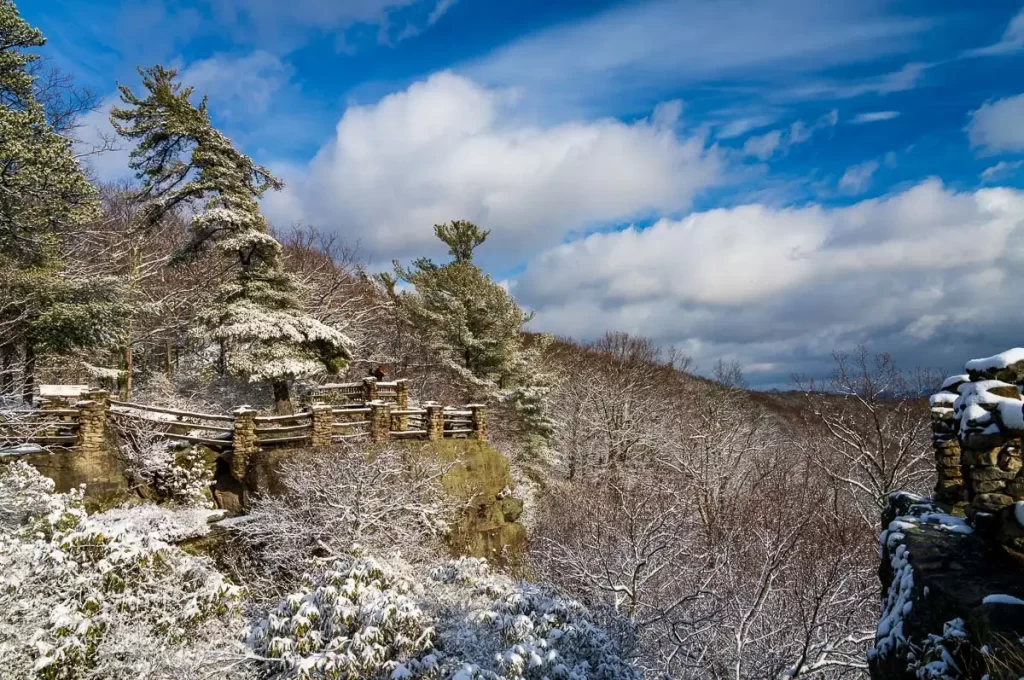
{"left": 248, "top": 553, "right": 638, "bottom": 680}
{"left": 0, "top": 461, "right": 246, "bottom": 679}
{"left": 0, "top": 462, "right": 638, "bottom": 679}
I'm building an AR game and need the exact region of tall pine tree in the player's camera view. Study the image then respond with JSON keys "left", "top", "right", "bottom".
{"left": 394, "top": 221, "right": 528, "bottom": 387}
{"left": 111, "top": 66, "right": 349, "bottom": 412}
{"left": 0, "top": 0, "right": 117, "bottom": 404}
{"left": 393, "top": 220, "right": 555, "bottom": 455}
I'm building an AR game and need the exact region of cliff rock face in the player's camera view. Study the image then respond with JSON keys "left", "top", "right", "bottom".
{"left": 427, "top": 440, "right": 527, "bottom": 566}
{"left": 869, "top": 492, "right": 1024, "bottom": 679}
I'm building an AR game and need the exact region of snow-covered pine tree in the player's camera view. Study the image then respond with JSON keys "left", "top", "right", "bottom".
{"left": 394, "top": 221, "right": 555, "bottom": 449}
{"left": 111, "top": 66, "right": 350, "bottom": 412}
{"left": 0, "top": 0, "right": 120, "bottom": 403}
{"left": 394, "top": 221, "right": 527, "bottom": 388}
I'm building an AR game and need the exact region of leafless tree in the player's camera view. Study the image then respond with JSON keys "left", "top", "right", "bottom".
{"left": 795, "top": 346, "right": 937, "bottom": 525}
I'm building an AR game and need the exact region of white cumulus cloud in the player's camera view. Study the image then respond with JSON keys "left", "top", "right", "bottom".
{"left": 967, "top": 92, "right": 1024, "bottom": 155}
{"left": 514, "top": 180, "right": 1024, "bottom": 384}
{"left": 262, "top": 71, "right": 724, "bottom": 264}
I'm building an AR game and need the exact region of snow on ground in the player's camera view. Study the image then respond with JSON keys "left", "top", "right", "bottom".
{"left": 92, "top": 504, "right": 225, "bottom": 543}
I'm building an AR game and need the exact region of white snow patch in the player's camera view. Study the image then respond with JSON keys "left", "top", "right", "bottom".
{"left": 929, "top": 392, "right": 957, "bottom": 407}
{"left": 92, "top": 504, "right": 225, "bottom": 543}
{"left": 941, "top": 374, "right": 970, "bottom": 390}
{"left": 954, "top": 380, "right": 1024, "bottom": 431}
{"left": 982, "top": 594, "right": 1024, "bottom": 606}
{"left": 965, "top": 348, "right": 1024, "bottom": 372}
{"left": 0, "top": 443, "right": 44, "bottom": 457}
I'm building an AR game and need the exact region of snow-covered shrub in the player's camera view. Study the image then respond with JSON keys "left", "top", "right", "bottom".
{"left": 429, "top": 557, "right": 641, "bottom": 680}
{"left": 119, "top": 429, "right": 213, "bottom": 507}
{"left": 0, "top": 461, "right": 245, "bottom": 678}
{"left": 248, "top": 552, "right": 640, "bottom": 680}
{"left": 235, "top": 445, "right": 455, "bottom": 580}
{"left": 248, "top": 550, "right": 436, "bottom": 678}
{"left": 0, "top": 457, "right": 55, "bottom": 531}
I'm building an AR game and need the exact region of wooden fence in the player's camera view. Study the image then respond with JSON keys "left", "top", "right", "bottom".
{"left": 2, "top": 383, "right": 487, "bottom": 464}
{"left": 0, "top": 408, "right": 80, "bottom": 449}
{"left": 303, "top": 378, "right": 408, "bottom": 407}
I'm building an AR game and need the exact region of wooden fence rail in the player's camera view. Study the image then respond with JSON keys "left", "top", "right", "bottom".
{"left": 2, "top": 386, "right": 488, "bottom": 465}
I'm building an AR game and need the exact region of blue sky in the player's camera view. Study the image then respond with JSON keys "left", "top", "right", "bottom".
{"left": 20, "top": 0, "right": 1024, "bottom": 386}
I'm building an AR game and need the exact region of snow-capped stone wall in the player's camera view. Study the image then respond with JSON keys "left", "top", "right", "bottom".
{"left": 930, "top": 348, "right": 1024, "bottom": 551}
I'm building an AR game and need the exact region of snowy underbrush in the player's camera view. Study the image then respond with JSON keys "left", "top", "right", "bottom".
{"left": 0, "top": 461, "right": 638, "bottom": 680}
{"left": 0, "top": 461, "right": 246, "bottom": 679}
{"left": 249, "top": 551, "right": 640, "bottom": 680}
{"left": 118, "top": 433, "right": 214, "bottom": 507}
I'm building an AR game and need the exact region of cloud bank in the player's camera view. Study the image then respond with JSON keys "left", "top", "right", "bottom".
{"left": 514, "top": 180, "right": 1024, "bottom": 385}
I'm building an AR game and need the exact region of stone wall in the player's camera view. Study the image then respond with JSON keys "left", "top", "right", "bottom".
{"left": 929, "top": 348, "right": 1024, "bottom": 548}
{"left": 870, "top": 348, "right": 1024, "bottom": 679}
{"left": 870, "top": 492, "right": 1024, "bottom": 679}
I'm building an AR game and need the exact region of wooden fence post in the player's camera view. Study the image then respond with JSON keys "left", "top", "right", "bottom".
{"left": 391, "top": 379, "right": 409, "bottom": 431}
{"left": 370, "top": 401, "right": 391, "bottom": 443}
{"left": 425, "top": 402, "right": 444, "bottom": 441}
{"left": 310, "top": 404, "right": 334, "bottom": 448}
{"left": 231, "top": 406, "right": 258, "bottom": 482}
{"left": 363, "top": 377, "right": 378, "bottom": 404}
{"left": 468, "top": 404, "right": 487, "bottom": 442}
{"left": 73, "top": 389, "right": 124, "bottom": 497}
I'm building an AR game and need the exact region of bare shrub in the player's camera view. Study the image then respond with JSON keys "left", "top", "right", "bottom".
{"left": 232, "top": 443, "right": 458, "bottom": 591}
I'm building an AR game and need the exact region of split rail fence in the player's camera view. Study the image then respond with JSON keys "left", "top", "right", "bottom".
{"left": 1, "top": 378, "right": 487, "bottom": 459}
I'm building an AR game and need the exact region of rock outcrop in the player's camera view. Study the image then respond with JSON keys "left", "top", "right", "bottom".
{"left": 873, "top": 347, "right": 1024, "bottom": 680}
{"left": 870, "top": 492, "right": 1024, "bottom": 679}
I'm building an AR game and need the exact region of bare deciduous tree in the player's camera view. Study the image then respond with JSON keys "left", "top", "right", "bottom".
{"left": 795, "top": 346, "right": 937, "bottom": 525}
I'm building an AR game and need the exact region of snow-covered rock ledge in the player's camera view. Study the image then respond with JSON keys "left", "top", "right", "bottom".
{"left": 868, "top": 492, "right": 1024, "bottom": 679}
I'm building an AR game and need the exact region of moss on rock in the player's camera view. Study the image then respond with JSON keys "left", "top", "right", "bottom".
{"left": 410, "top": 440, "right": 528, "bottom": 566}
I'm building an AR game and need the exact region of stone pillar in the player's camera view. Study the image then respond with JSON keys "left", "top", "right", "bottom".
{"left": 955, "top": 378, "right": 1022, "bottom": 521}
{"left": 392, "top": 379, "right": 409, "bottom": 432}
{"left": 930, "top": 381, "right": 964, "bottom": 508}
{"left": 73, "top": 390, "right": 124, "bottom": 498}
{"left": 310, "top": 404, "right": 334, "bottom": 448}
{"left": 468, "top": 403, "right": 487, "bottom": 442}
{"left": 231, "top": 406, "right": 258, "bottom": 482}
{"left": 363, "top": 377, "right": 378, "bottom": 404}
{"left": 425, "top": 402, "right": 444, "bottom": 441}
{"left": 370, "top": 400, "right": 391, "bottom": 443}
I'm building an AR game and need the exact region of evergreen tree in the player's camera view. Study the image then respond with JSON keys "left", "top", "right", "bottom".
{"left": 111, "top": 66, "right": 350, "bottom": 412}
{"left": 0, "top": 0, "right": 116, "bottom": 403}
{"left": 394, "top": 220, "right": 555, "bottom": 451}
{"left": 394, "top": 221, "right": 528, "bottom": 387}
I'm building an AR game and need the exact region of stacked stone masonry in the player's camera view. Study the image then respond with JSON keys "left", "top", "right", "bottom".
{"left": 309, "top": 405, "right": 334, "bottom": 448}
{"left": 931, "top": 348, "right": 1024, "bottom": 551}
{"left": 231, "top": 407, "right": 258, "bottom": 481}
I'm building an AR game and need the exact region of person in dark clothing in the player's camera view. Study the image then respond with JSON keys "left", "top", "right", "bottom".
{"left": 370, "top": 364, "right": 388, "bottom": 381}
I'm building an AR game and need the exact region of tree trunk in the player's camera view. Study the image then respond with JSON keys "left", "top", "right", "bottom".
{"left": 122, "top": 344, "right": 133, "bottom": 399}
{"left": 165, "top": 340, "right": 173, "bottom": 379}
{"left": 1, "top": 344, "right": 15, "bottom": 395}
{"left": 22, "top": 342, "right": 35, "bottom": 406}
{"left": 273, "top": 380, "right": 293, "bottom": 415}
{"left": 217, "top": 340, "right": 226, "bottom": 375}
